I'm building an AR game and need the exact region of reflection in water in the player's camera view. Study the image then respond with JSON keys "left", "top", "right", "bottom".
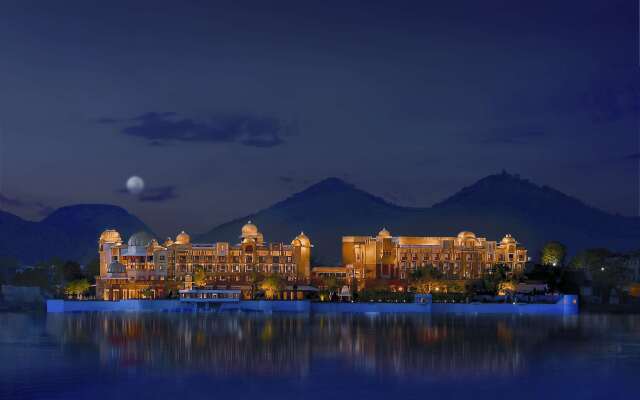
{"left": 2, "top": 312, "right": 640, "bottom": 400}
{"left": 38, "top": 312, "right": 639, "bottom": 377}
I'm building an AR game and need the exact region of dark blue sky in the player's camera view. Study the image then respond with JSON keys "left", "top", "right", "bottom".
{"left": 0, "top": 0, "right": 637, "bottom": 236}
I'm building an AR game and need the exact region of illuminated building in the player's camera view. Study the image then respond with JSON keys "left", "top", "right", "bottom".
{"left": 96, "top": 222, "right": 312, "bottom": 300}
{"left": 341, "top": 229, "right": 527, "bottom": 282}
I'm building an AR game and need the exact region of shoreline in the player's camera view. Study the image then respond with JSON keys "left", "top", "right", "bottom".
{"left": 46, "top": 295, "right": 578, "bottom": 315}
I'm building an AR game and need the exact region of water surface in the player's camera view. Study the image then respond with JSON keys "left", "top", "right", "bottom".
{"left": 1, "top": 312, "right": 639, "bottom": 399}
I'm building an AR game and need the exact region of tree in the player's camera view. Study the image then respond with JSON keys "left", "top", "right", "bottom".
{"left": 498, "top": 280, "right": 518, "bottom": 295}
{"left": 0, "top": 256, "right": 19, "bottom": 285}
{"left": 84, "top": 258, "right": 100, "bottom": 282}
{"left": 260, "top": 275, "right": 285, "bottom": 300}
{"left": 569, "top": 248, "right": 613, "bottom": 270}
{"left": 410, "top": 265, "right": 443, "bottom": 281}
{"left": 52, "top": 260, "right": 84, "bottom": 285}
{"left": 541, "top": 241, "right": 566, "bottom": 267}
{"left": 12, "top": 268, "right": 50, "bottom": 290}
{"left": 140, "top": 286, "right": 155, "bottom": 299}
{"left": 321, "top": 276, "right": 340, "bottom": 294}
{"left": 193, "top": 265, "right": 207, "bottom": 288}
{"left": 483, "top": 264, "right": 508, "bottom": 293}
{"left": 64, "top": 279, "right": 91, "bottom": 299}
{"left": 248, "top": 271, "right": 265, "bottom": 300}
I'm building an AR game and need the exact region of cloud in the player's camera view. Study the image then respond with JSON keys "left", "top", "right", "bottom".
{"left": 480, "top": 128, "right": 546, "bottom": 145}
{"left": 102, "top": 111, "right": 294, "bottom": 148}
{"left": 116, "top": 185, "right": 178, "bottom": 203}
{"left": 138, "top": 186, "right": 178, "bottom": 202}
{"left": 0, "top": 193, "right": 54, "bottom": 216}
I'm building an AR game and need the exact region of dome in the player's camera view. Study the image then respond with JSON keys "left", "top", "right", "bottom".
{"left": 501, "top": 234, "right": 516, "bottom": 244}
{"left": 377, "top": 228, "right": 391, "bottom": 238}
{"left": 175, "top": 230, "right": 190, "bottom": 245}
{"left": 293, "top": 232, "right": 311, "bottom": 247}
{"left": 164, "top": 237, "right": 174, "bottom": 246}
{"left": 291, "top": 238, "right": 302, "bottom": 246}
{"left": 128, "top": 231, "right": 154, "bottom": 247}
{"left": 107, "top": 261, "right": 126, "bottom": 274}
{"left": 241, "top": 221, "right": 259, "bottom": 238}
{"left": 100, "top": 229, "right": 122, "bottom": 243}
{"left": 457, "top": 231, "right": 476, "bottom": 240}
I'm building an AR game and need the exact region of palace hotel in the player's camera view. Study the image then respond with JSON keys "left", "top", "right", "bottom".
{"left": 96, "top": 222, "right": 311, "bottom": 300}
{"left": 341, "top": 229, "right": 527, "bottom": 282}
{"left": 96, "top": 222, "right": 526, "bottom": 300}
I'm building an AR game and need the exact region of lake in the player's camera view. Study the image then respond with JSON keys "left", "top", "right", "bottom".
{"left": 1, "top": 312, "right": 639, "bottom": 399}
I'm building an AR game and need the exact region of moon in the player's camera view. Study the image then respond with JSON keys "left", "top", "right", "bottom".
{"left": 126, "top": 176, "right": 145, "bottom": 195}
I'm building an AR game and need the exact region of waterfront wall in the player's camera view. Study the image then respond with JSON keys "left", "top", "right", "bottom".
{"left": 432, "top": 295, "right": 579, "bottom": 315}
{"left": 47, "top": 295, "right": 578, "bottom": 315}
{"left": 47, "top": 299, "right": 187, "bottom": 313}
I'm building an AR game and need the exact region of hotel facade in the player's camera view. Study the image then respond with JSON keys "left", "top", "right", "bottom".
{"left": 341, "top": 229, "right": 527, "bottom": 283}
{"left": 96, "top": 222, "right": 528, "bottom": 300}
{"left": 96, "top": 222, "right": 312, "bottom": 301}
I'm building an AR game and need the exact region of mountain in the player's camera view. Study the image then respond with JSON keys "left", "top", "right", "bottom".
{"left": 197, "top": 173, "right": 640, "bottom": 264}
{"left": 3, "top": 173, "right": 638, "bottom": 266}
{"left": 0, "top": 205, "right": 151, "bottom": 265}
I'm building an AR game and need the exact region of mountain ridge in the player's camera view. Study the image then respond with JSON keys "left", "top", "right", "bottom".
{"left": 2, "top": 173, "right": 638, "bottom": 265}
{"left": 0, "top": 204, "right": 151, "bottom": 264}
{"left": 197, "top": 173, "right": 640, "bottom": 264}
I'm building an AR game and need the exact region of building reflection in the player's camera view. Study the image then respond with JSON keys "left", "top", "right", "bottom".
{"left": 45, "top": 313, "right": 592, "bottom": 378}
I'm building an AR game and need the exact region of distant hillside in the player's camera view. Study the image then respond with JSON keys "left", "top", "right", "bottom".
{"left": 3, "top": 173, "right": 638, "bottom": 266}
{"left": 0, "top": 204, "right": 151, "bottom": 264}
{"left": 197, "top": 173, "right": 640, "bottom": 264}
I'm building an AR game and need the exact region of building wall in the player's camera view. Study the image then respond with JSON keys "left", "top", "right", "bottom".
{"left": 343, "top": 230, "right": 527, "bottom": 283}
{"left": 96, "top": 224, "right": 312, "bottom": 300}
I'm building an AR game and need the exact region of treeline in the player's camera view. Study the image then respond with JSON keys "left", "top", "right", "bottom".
{"left": 0, "top": 256, "right": 99, "bottom": 299}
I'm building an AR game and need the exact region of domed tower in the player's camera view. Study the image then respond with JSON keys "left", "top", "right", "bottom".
{"left": 100, "top": 229, "right": 122, "bottom": 245}
{"left": 501, "top": 233, "right": 516, "bottom": 245}
{"left": 240, "top": 221, "right": 264, "bottom": 244}
{"left": 126, "top": 231, "right": 155, "bottom": 257}
{"left": 98, "top": 229, "right": 122, "bottom": 277}
{"left": 500, "top": 233, "right": 517, "bottom": 257}
{"left": 377, "top": 228, "right": 392, "bottom": 238}
{"left": 291, "top": 232, "right": 312, "bottom": 281}
{"left": 457, "top": 231, "right": 477, "bottom": 247}
{"left": 175, "top": 230, "right": 191, "bottom": 245}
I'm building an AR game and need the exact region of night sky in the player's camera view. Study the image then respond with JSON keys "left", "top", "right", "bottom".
{"left": 0, "top": 0, "right": 637, "bottom": 237}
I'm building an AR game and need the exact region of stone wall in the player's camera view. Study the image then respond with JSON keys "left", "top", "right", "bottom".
{"left": 46, "top": 295, "right": 578, "bottom": 315}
